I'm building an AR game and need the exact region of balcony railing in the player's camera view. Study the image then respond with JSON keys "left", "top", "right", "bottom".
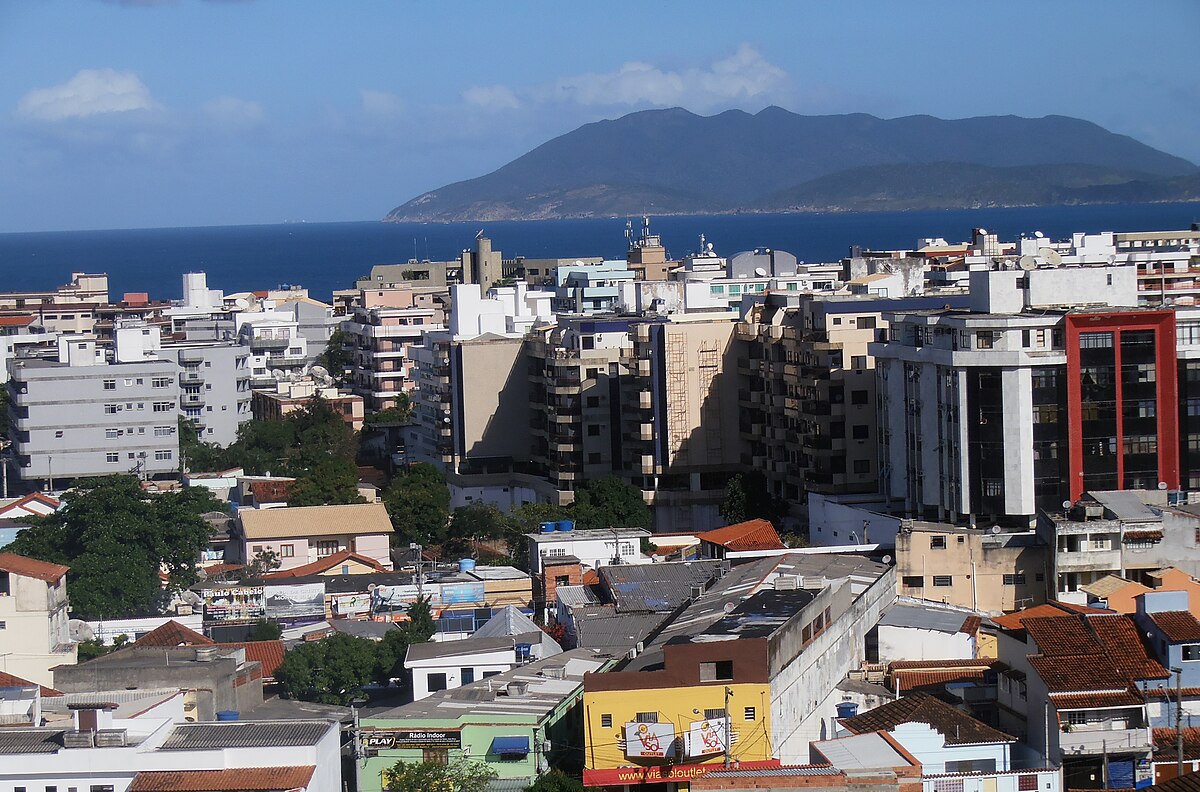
{"left": 1059, "top": 724, "right": 1150, "bottom": 755}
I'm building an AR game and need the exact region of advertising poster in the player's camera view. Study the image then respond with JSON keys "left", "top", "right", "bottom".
{"left": 362, "top": 729, "right": 461, "bottom": 751}
{"left": 686, "top": 717, "right": 726, "bottom": 757}
{"left": 624, "top": 722, "right": 676, "bottom": 759}
{"left": 333, "top": 593, "right": 372, "bottom": 617}
{"left": 202, "top": 586, "right": 265, "bottom": 622}
{"left": 440, "top": 582, "right": 485, "bottom": 606}
{"left": 263, "top": 582, "right": 326, "bottom": 620}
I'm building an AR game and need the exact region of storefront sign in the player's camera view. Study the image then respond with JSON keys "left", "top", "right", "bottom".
{"left": 686, "top": 717, "right": 726, "bottom": 757}
{"left": 362, "top": 729, "right": 462, "bottom": 750}
{"left": 263, "top": 582, "right": 326, "bottom": 620}
{"left": 202, "top": 586, "right": 265, "bottom": 622}
{"left": 441, "top": 582, "right": 485, "bottom": 606}
{"left": 584, "top": 759, "right": 780, "bottom": 786}
{"left": 624, "top": 721, "right": 675, "bottom": 758}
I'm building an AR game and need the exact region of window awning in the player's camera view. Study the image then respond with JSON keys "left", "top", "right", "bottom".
{"left": 491, "top": 736, "right": 531, "bottom": 755}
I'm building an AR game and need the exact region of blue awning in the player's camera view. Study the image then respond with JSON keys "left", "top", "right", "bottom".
{"left": 491, "top": 736, "right": 530, "bottom": 755}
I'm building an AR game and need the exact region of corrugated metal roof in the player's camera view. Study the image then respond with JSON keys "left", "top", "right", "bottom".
{"left": 599, "top": 560, "right": 721, "bottom": 613}
{"left": 879, "top": 603, "right": 974, "bottom": 634}
{"left": 554, "top": 584, "right": 600, "bottom": 609}
{"left": 0, "top": 729, "right": 66, "bottom": 754}
{"left": 473, "top": 605, "right": 541, "bottom": 638}
{"left": 159, "top": 720, "right": 334, "bottom": 750}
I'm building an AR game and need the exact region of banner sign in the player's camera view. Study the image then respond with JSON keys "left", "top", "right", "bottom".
{"left": 584, "top": 759, "right": 780, "bottom": 786}
{"left": 333, "top": 593, "right": 372, "bottom": 616}
{"left": 441, "top": 582, "right": 485, "bottom": 606}
{"left": 362, "top": 729, "right": 462, "bottom": 750}
{"left": 202, "top": 586, "right": 265, "bottom": 622}
{"left": 687, "top": 717, "right": 726, "bottom": 757}
{"left": 263, "top": 582, "right": 326, "bottom": 620}
{"left": 624, "top": 722, "right": 676, "bottom": 758}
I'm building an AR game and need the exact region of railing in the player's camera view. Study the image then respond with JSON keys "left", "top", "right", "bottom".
{"left": 1059, "top": 724, "right": 1149, "bottom": 755}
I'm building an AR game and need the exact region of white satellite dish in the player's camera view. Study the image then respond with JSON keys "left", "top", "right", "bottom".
{"left": 1159, "top": 481, "right": 1169, "bottom": 490}
{"left": 1034, "top": 231, "right": 1045, "bottom": 239}
{"left": 881, "top": 555, "right": 893, "bottom": 565}
{"left": 270, "top": 368, "right": 286, "bottom": 379}
{"left": 1018, "top": 255, "right": 1037, "bottom": 271}
{"left": 754, "top": 267, "right": 768, "bottom": 277}
{"left": 977, "top": 228, "right": 988, "bottom": 235}
{"left": 1038, "top": 248, "right": 1063, "bottom": 266}
{"left": 1062, "top": 500, "right": 1073, "bottom": 510}
{"left": 990, "top": 525, "right": 1002, "bottom": 535}
{"left": 311, "top": 365, "right": 329, "bottom": 379}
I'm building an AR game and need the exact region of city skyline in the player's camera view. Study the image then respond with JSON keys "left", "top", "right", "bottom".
{"left": 1, "top": 0, "right": 1198, "bottom": 232}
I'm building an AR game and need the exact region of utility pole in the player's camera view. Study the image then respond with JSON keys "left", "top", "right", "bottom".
{"left": 410, "top": 542, "right": 423, "bottom": 599}
{"left": 724, "top": 686, "right": 733, "bottom": 769}
{"left": 1174, "top": 666, "right": 1184, "bottom": 777}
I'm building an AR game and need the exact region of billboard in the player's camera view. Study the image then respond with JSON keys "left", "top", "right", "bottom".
{"left": 686, "top": 717, "right": 726, "bottom": 758}
{"left": 202, "top": 586, "right": 265, "bottom": 622}
{"left": 441, "top": 582, "right": 485, "bottom": 606}
{"left": 624, "top": 722, "right": 676, "bottom": 759}
{"left": 332, "top": 593, "right": 372, "bottom": 617}
{"left": 263, "top": 582, "right": 326, "bottom": 620}
{"left": 362, "top": 729, "right": 461, "bottom": 751}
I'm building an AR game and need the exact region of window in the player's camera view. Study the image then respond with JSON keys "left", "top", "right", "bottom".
{"left": 153, "top": 450, "right": 172, "bottom": 461}
{"left": 635, "top": 712, "right": 659, "bottom": 723}
{"left": 423, "top": 748, "right": 448, "bottom": 765}
{"left": 555, "top": 575, "right": 570, "bottom": 586}
{"left": 851, "top": 355, "right": 867, "bottom": 370}
{"left": 704, "top": 708, "right": 725, "bottom": 720}
{"left": 587, "top": 424, "right": 601, "bottom": 436}
{"left": 853, "top": 459, "right": 870, "bottom": 474}
{"left": 586, "top": 396, "right": 600, "bottom": 408}
{"left": 317, "top": 540, "right": 339, "bottom": 557}
{"left": 852, "top": 424, "right": 869, "bottom": 440}
{"left": 1080, "top": 331, "right": 1114, "bottom": 348}
{"left": 461, "top": 667, "right": 475, "bottom": 684}
{"left": 744, "top": 706, "right": 756, "bottom": 721}
{"left": 427, "top": 672, "right": 448, "bottom": 692}
{"left": 104, "top": 403, "right": 118, "bottom": 414}
{"left": 933, "top": 575, "right": 953, "bottom": 587}
{"left": 976, "top": 331, "right": 995, "bottom": 349}
{"left": 280, "top": 544, "right": 294, "bottom": 558}
{"left": 106, "top": 453, "right": 119, "bottom": 463}
{"left": 930, "top": 535, "right": 946, "bottom": 549}
{"left": 858, "top": 316, "right": 876, "bottom": 330}
{"left": 1003, "top": 574, "right": 1027, "bottom": 585}
{"left": 105, "top": 428, "right": 120, "bottom": 439}
{"left": 153, "top": 401, "right": 174, "bottom": 412}
{"left": 1182, "top": 644, "right": 1200, "bottom": 661}
{"left": 699, "top": 660, "right": 734, "bottom": 682}
{"left": 600, "top": 714, "right": 613, "bottom": 728}
{"left": 154, "top": 425, "right": 173, "bottom": 437}
{"left": 1018, "top": 775, "right": 1039, "bottom": 792}
{"left": 902, "top": 576, "right": 924, "bottom": 588}
{"left": 103, "top": 379, "right": 116, "bottom": 390}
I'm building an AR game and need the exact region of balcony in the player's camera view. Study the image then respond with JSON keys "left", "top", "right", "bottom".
{"left": 181, "top": 394, "right": 205, "bottom": 407}
{"left": 248, "top": 336, "right": 290, "bottom": 352}
{"left": 1059, "top": 723, "right": 1150, "bottom": 756}
{"left": 180, "top": 372, "right": 204, "bottom": 384}
{"left": 638, "top": 391, "right": 653, "bottom": 410}
{"left": 1056, "top": 549, "right": 1122, "bottom": 572}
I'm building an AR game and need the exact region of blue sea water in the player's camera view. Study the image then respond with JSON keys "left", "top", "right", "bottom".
{"left": 0, "top": 203, "right": 1197, "bottom": 302}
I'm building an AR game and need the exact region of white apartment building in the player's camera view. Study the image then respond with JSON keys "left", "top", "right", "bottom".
{"left": 158, "top": 343, "right": 253, "bottom": 447}
{"left": 525, "top": 526, "right": 652, "bottom": 575}
{"left": 235, "top": 308, "right": 309, "bottom": 376}
{"left": 0, "top": 552, "right": 75, "bottom": 687}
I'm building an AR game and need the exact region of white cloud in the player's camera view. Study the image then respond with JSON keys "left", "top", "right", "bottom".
{"left": 202, "top": 96, "right": 265, "bottom": 129}
{"left": 17, "top": 69, "right": 157, "bottom": 121}
{"left": 547, "top": 44, "right": 786, "bottom": 108}
{"left": 360, "top": 89, "right": 404, "bottom": 118}
{"left": 462, "top": 84, "right": 520, "bottom": 111}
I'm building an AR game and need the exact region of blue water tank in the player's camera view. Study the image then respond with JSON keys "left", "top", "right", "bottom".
{"left": 835, "top": 702, "right": 858, "bottom": 719}
{"left": 216, "top": 710, "right": 239, "bottom": 721}
{"left": 458, "top": 558, "right": 476, "bottom": 573}
{"left": 557, "top": 520, "right": 574, "bottom": 532}
{"left": 540, "top": 522, "right": 557, "bottom": 533}
{"left": 515, "top": 643, "right": 532, "bottom": 660}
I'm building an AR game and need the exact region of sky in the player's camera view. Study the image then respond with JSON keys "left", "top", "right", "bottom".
{"left": 1, "top": 0, "right": 1198, "bottom": 233}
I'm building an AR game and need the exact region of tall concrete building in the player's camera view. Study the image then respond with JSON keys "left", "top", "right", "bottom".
{"left": 342, "top": 287, "right": 444, "bottom": 411}
{"left": 158, "top": 342, "right": 253, "bottom": 447}
{"left": 625, "top": 216, "right": 671, "bottom": 281}
{"left": 460, "top": 235, "right": 507, "bottom": 287}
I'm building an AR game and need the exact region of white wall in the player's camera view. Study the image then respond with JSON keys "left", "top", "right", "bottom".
{"left": 877, "top": 625, "right": 974, "bottom": 663}
{"left": 889, "top": 721, "right": 1011, "bottom": 774}
{"left": 808, "top": 494, "right": 900, "bottom": 547}
{"left": 408, "top": 648, "right": 518, "bottom": 700}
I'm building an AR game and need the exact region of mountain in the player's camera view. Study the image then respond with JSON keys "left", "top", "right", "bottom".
{"left": 384, "top": 107, "right": 1198, "bottom": 222}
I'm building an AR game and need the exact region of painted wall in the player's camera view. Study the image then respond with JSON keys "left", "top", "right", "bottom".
{"left": 877, "top": 625, "right": 974, "bottom": 663}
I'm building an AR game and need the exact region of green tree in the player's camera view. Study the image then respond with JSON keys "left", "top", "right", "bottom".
{"left": 288, "top": 456, "right": 366, "bottom": 507}
{"left": 276, "top": 633, "right": 378, "bottom": 705}
{"left": 502, "top": 502, "right": 571, "bottom": 571}
{"left": 383, "top": 758, "right": 496, "bottom": 792}
{"left": 403, "top": 596, "right": 436, "bottom": 643}
{"left": 719, "top": 471, "right": 785, "bottom": 526}
{"left": 363, "top": 398, "right": 412, "bottom": 430}
{"left": 7, "top": 476, "right": 220, "bottom": 619}
{"left": 372, "top": 596, "right": 437, "bottom": 685}
{"left": 526, "top": 771, "right": 584, "bottom": 792}
{"left": 383, "top": 463, "right": 450, "bottom": 546}
{"left": 317, "top": 328, "right": 354, "bottom": 384}
{"left": 246, "top": 618, "right": 283, "bottom": 641}
{"left": 570, "top": 476, "right": 651, "bottom": 531}
{"left": 178, "top": 417, "right": 227, "bottom": 473}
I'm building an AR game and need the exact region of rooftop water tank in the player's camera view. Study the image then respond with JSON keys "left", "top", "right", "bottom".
{"left": 557, "top": 520, "right": 575, "bottom": 532}
{"left": 540, "top": 522, "right": 557, "bottom": 533}
{"left": 835, "top": 702, "right": 858, "bottom": 719}
{"left": 458, "top": 558, "right": 476, "bottom": 573}
{"left": 216, "top": 710, "right": 239, "bottom": 722}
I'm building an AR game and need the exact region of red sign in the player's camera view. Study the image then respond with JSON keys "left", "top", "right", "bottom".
{"left": 584, "top": 759, "right": 781, "bottom": 786}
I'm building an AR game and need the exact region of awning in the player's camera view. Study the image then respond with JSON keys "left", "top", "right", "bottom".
{"left": 491, "top": 736, "right": 531, "bottom": 755}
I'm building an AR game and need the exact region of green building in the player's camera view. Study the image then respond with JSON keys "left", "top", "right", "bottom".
{"left": 358, "top": 648, "right": 617, "bottom": 791}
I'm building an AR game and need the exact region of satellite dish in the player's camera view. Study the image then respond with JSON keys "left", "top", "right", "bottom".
{"left": 311, "top": 365, "right": 329, "bottom": 378}
{"left": 991, "top": 525, "right": 1002, "bottom": 535}
{"left": 270, "top": 368, "right": 286, "bottom": 379}
{"left": 754, "top": 267, "right": 768, "bottom": 277}
{"left": 978, "top": 228, "right": 988, "bottom": 235}
{"left": 69, "top": 619, "right": 94, "bottom": 642}
{"left": 367, "top": 583, "right": 378, "bottom": 592}
{"left": 1039, "top": 248, "right": 1063, "bottom": 266}
{"left": 1034, "top": 231, "right": 1045, "bottom": 239}
{"left": 1159, "top": 481, "right": 1169, "bottom": 490}
{"left": 1018, "top": 255, "right": 1037, "bottom": 271}
{"left": 1062, "top": 500, "right": 1073, "bottom": 510}
{"left": 881, "top": 555, "right": 893, "bottom": 565}
{"left": 723, "top": 602, "right": 736, "bottom": 613}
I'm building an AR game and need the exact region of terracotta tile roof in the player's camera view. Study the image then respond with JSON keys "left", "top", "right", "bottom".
{"left": 200, "top": 562, "right": 245, "bottom": 579}
{"left": 582, "top": 569, "right": 600, "bottom": 585}
{"left": 0, "top": 671, "right": 63, "bottom": 697}
{"left": 129, "top": 766, "right": 315, "bottom": 791}
{"left": 248, "top": 479, "right": 295, "bottom": 504}
{"left": 211, "top": 641, "right": 286, "bottom": 680}
{"left": 1024, "top": 616, "right": 1101, "bottom": 655}
{"left": 0, "top": 493, "right": 61, "bottom": 516}
{"left": 697, "top": 519, "right": 786, "bottom": 551}
{"left": 889, "top": 658, "right": 997, "bottom": 670}
{"left": 991, "top": 602, "right": 1108, "bottom": 631}
{"left": 265, "top": 550, "right": 387, "bottom": 579}
{"left": 838, "top": 692, "right": 1015, "bottom": 746}
{"left": 1151, "top": 611, "right": 1200, "bottom": 642}
{"left": 134, "top": 621, "right": 214, "bottom": 648}
{"left": 960, "top": 615, "right": 982, "bottom": 635}
{"left": 0, "top": 552, "right": 69, "bottom": 583}
{"left": 238, "top": 502, "right": 394, "bottom": 540}
{"left": 1088, "top": 614, "right": 1170, "bottom": 680}
{"left": 0, "top": 316, "right": 35, "bottom": 327}
{"left": 1025, "top": 613, "right": 1168, "bottom": 694}
{"left": 1028, "top": 654, "right": 1131, "bottom": 693}
{"left": 1049, "top": 691, "right": 1146, "bottom": 709}
{"left": 894, "top": 668, "right": 991, "bottom": 693}
{"left": 1153, "top": 728, "right": 1200, "bottom": 762}
{"left": 1124, "top": 530, "right": 1164, "bottom": 542}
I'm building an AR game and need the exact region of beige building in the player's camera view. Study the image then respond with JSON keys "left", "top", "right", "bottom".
{"left": 894, "top": 522, "right": 1051, "bottom": 615}
{"left": 625, "top": 216, "right": 672, "bottom": 281}
{"left": 0, "top": 552, "right": 75, "bottom": 687}
{"left": 250, "top": 379, "right": 365, "bottom": 432}
{"left": 342, "top": 286, "right": 444, "bottom": 410}
{"left": 234, "top": 503, "right": 395, "bottom": 572}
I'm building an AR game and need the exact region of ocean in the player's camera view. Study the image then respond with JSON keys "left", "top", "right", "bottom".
{"left": 1, "top": 203, "right": 1197, "bottom": 302}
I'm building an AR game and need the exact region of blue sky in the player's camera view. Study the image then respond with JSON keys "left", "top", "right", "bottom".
{"left": 1, "top": 0, "right": 1197, "bottom": 232}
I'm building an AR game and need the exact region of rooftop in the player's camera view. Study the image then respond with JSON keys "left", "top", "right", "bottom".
{"left": 878, "top": 603, "right": 978, "bottom": 634}
{"left": 1023, "top": 613, "right": 1169, "bottom": 694}
{"left": 159, "top": 720, "right": 335, "bottom": 751}
{"left": 0, "top": 552, "right": 69, "bottom": 583}
{"left": 839, "top": 693, "right": 1015, "bottom": 746}
{"left": 134, "top": 620, "right": 213, "bottom": 648}
{"left": 572, "top": 607, "right": 667, "bottom": 650}
{"left": 990, "top": 601, "right": 1110, "bottom": 631}
{"left": 405, "top": 632, "right": 546, "bottom": 663}
{"left": 238, "top": 502, "right": 394, "bottom": 540}
{"left": 264, "top": 550, "right": 387, "bottom": 579}
{"left": 696, "top": 519, "right": 785, "bottom": 552}
{"left": 1150, "top": 611, "right": 1200, "bottom": 643}
{"left": 811, "top": 731, "right": 917, "bottom": 770}
{"left": 129, "top": 767, "right": 316, "bottom": 791}
{"left": 599, "top": 560, "right": 722, "bottom": 613}
{"left": 527, "top": 527, "right": 650, "bottom": 542}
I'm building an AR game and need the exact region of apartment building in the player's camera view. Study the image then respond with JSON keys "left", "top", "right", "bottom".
{"left": 0, "top": 272, "right": 108, "bottom": 335}
{"left": 0, "top": 552, "right": 75, "bottom": 687}
{"left": 625, "top": 216, "right": 672, "bottom": 281}
{"left": 7, "top": 337, "right": 180, "bottom": 487}
{"left": 552, "top": 260, "right": 636, "bottom": 314}
{"left": 235, "top": 308, "right": 309, "bottom": 377}
{"left": 158, "top": 342, "right": 252, "bottom": 447}
{"left": 737, "top": 291, "right": 970, "bottom": 504}
{"left": 252, "top": 378, "right": 364, "bottom": 432}
{"left": 342, "top": 286, "right": 443, "bottom": 411}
